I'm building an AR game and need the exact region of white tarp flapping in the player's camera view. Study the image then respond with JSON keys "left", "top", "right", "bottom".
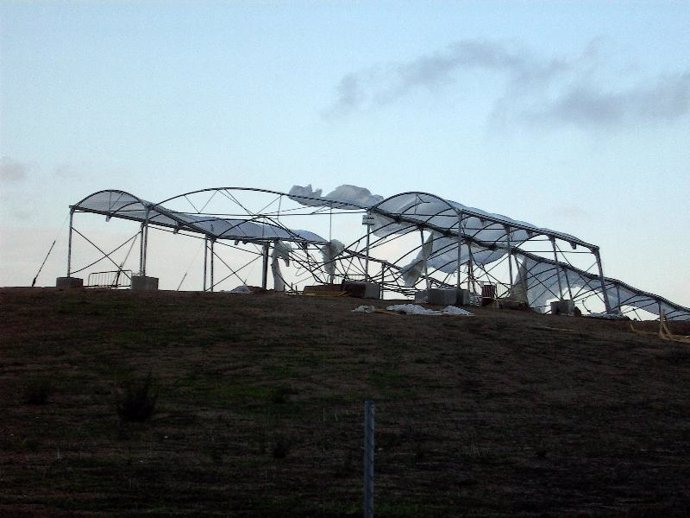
{"left": 74, "top": 190, "right": 327, "bottom": 245}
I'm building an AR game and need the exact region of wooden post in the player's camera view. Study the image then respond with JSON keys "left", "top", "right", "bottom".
{"left": 363, "top": 400, "right": 375, "bottom": 518}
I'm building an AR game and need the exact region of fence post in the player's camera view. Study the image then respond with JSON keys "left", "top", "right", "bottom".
{"left": 363, "top": 400, "right": 375, "bottom": 518}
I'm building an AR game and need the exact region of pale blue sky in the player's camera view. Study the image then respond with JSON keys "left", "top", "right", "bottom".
{"left": 1, "top": 1, "right": 688, "bottom": 306}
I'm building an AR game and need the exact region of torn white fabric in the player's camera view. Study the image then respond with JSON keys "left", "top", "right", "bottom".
{"left": 288, "top": 184, "right": 383, "bottom": 210}
{"left": 321, "top": 239, "right": 345, "bottom": 278}
{"left": 441, "top": 306, "right": 474, "bottom": 316}
{"left": 352, "top": 305, "right": 376, "bottom": 313}
{"left": 271, "top": 241, "right": 293, "bottom": 292}
{"left": 385, "top": 304, "right": 473, "bottom": 316}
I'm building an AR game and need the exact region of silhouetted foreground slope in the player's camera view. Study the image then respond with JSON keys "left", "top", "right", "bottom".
{"left": 1, "top": 288, "right": 689, "bottom": 517}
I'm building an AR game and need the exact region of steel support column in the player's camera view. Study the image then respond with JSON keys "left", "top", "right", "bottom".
{"left": 262, "top": 242, "right": 270, "bottom": 289}
{"left": 456, "top": 213, "right": 463, "bottom": 289}
{"left": 421, "top": 228, "right": 430, "bottom": 291}
{"left": 505, "top": 224, "right": 513, "bottom": 286}
{"left": 210, "top": 238, "right": 215, "bottom": 292}
{"left": 203, "top": 237, "right": 208, "bottom": 292}
{"left": 67, "top": 209, "right": 75, "bottom": 277}
{"left": 593, "top": 248, "right": 611, "bottom": 313}
{"left": 551, "top": 237, "right": 564, "bottom": 300}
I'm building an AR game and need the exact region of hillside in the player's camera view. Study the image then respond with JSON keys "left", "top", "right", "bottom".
{"left": 1, "top": 288, "right": 689, "bottom": 517}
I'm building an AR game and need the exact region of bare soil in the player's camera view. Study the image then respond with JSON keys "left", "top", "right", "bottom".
{"left": 1, "top": 288, "right": 689, "bottom": 517}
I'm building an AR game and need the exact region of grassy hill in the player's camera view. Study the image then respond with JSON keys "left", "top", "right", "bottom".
{"left": 1, "top": 288, "right": 689, "bottom": 517}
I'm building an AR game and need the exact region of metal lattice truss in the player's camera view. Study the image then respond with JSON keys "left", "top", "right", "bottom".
{"left": 65, "top": 186, "right": 690, "bottom": 320}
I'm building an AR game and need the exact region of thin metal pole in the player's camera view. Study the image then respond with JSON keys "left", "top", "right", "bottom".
{"left": 261, "top": 242, "right": 270, "bottom": 289}
{"left": 139, "top": 222, "right": 145, "bottom": 275}
{"left": 421, "top": 229, "right": 430, "bottom": 291}
{"left": 456, "top": 213, "right": 463, "bottom": 289}
{"left": 505, "top": 224, "right": 513, "bottom": 287}
{"left": 363, "top": 400, "right": 375, "bottom": 518}
{"left": 365, "top": 216, "right": 371, "bottom": 281}
{"left": 143, "top": 223, "right": 149, "bottom": 276}
{"left": 210, "top": 239, "right": 215, "bottom": 292}
{"left": 139, "top": 222, "right": 149, "bottom": 276}
{"left": 564, "top": 262, "right": 573, "bottom": 300}
{"left": 551, "top": 238, "right": 564, "bottom": 300}
{"left": 203, "top": 237, "right": 208, "bottom": 292}
{"left": 67, "top": 210, "right": 74, "bottom": 277}
{"left": 593, "top": 248, "right": 611, "bottom": 313}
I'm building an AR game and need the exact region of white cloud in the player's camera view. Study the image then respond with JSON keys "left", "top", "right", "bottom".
{"left": 325, "top": 39, "right": 690, "bottom": 128}
{"left": 0, "top": 157, "right": 30, "bottom": 183}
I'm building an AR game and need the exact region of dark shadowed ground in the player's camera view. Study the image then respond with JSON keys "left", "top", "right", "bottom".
{"left": 1, "top": 288, "right": 689, "bottom": 517}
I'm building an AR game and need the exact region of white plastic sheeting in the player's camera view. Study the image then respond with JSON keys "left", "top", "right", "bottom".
{"left": 73, "top": 190, "right": 327, "bottom": 245}
{"left": 320, "top": 240, "right": 345, "bottom": 278}
{"left": 271, "top": 241, "right": 293, "bottom": 292}
{"left": 517, "top": 252, "right": 690, "bottom": 320}
{"left": 289, "top": 186, "right": 594, "bottom": 287}
{"left": 288, "top": 184, "right": 383, "bottom": 210}
{"left": 386, "top": 304, "right": 473, "bottom": 316}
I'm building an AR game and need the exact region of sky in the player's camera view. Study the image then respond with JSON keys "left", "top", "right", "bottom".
{"left": 1, "top": 0, "right": 689, "bottom": 307}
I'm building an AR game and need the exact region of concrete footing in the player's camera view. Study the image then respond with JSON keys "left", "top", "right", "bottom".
{"left": 343, "top": 281, "right": 381, "bottom": 299}
{"left": 131, "top": 275, "right": 159, "bottom": 291}
{"left": 56, "top": 276, "right": 83, "bottom": 289}
{"left": 550, "top": 299, "right": 575, "bottom": 316}
{"left": 415, "top": 288, "right": 470, "bottom": 306}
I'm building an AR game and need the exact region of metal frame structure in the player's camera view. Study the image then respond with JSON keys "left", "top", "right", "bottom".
{"left": 63, "top": 187, "right": 690, "bottom": 321}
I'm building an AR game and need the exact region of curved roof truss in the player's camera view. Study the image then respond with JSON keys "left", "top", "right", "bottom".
{"left": 63, "top": 186, "right": 689, "bottom": 320}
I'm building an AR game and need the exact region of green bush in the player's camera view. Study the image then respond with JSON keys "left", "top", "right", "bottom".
{"left": 115, "top": 372, "right": 158, "bottom": 423}
{"left": 23, "top": 377, "right": 52, "bottom": 405}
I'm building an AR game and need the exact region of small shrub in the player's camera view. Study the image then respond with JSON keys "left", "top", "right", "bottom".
{"left": 270, "top": 386, "right": 297, "bottom": 404}
{"left": 271, "top": 436, "right": 291, "bottom": 459}
{"left": 115, "top": 372, "right": 158, "bottom": 423}
{"left": 23, "top": 377, "right": 52, "bottom": 405}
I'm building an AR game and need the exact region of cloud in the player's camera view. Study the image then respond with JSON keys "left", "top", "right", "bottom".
{"left": 0, "top": 157, "right": 29, "bottom": 183}
{"left": 324, "top": 39, "right": 690, "bottom": 128}
{"left": 530, "top": 73, "right": 690, "bottom": 126}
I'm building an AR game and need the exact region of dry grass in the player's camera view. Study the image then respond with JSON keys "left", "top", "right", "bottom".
{"left": 0, "top": 287, "right": 689, "bottom": 517}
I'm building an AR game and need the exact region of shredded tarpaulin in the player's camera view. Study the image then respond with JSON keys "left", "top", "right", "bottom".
{"left": 385, "top": 304, "right": 473, "bottom": 316}
{"left": 441, "top": 306, "right": 474, "bottom": 316}
{"left": 229, "top": 285, "right": 252, "bottom": 294}
{"left": 352, "top": 305, "right": 376, "bottom": 313}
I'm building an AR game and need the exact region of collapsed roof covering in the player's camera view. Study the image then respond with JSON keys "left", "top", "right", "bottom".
{"left": 66, "top": 186, "right": 690, "bottom": 321}
{"left": 73, "top": 189, "right": 326, "bottom": 244}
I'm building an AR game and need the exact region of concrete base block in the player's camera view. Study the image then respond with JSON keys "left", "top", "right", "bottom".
{"left": 303, "top": 284, "right": 345, "bottom": 295}
{"left": 456, "top": 289, "right": 471, "bottom": 306}
{"left": 131, "top": 275, "right": 159, "bottom": 291}
{"left": 551, "top": 300, "right": 575, "bottom": 316}
{"left": 415, "top": 288, "right": 459, "bottom": 306}
{"left": 343, "top": 281, "right": 381, "bottom": 299}
{"left": 56, "top": 276, "right": 83, "bottom": 289}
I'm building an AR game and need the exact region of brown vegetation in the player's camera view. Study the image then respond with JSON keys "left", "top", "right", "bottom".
{"left": 1, "top": 288, "right": 689, "bottom": 517}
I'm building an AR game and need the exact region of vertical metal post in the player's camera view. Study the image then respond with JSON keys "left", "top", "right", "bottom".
{"left": 67, "top": 209, "right": 74, "bottom": 277}
{"left": 261, "top": 242, "right": 270, "bottom": 289}
{"left": 363, "top": 400, "right": 375, "bottom": 518}
{"left": 141, "top": 222, "right": 149, "bottom": 276}
{"left": 593, "top": 248, "right": 611, "bottom": 313}
{"left": 551, "top": 238, "right": 564, "bottom": 300}
{"left": 365, "top": 222, "right": 371, "bottom": 281}
{"left": 564, "top": 264, "right": 573, "bottom": 300}
{"left": 203, "top": 237, "right": 208, "bottom": 292}
{"left": 210, "top": 239, "right": 215, "bottom": 292}
{"left": 420, "top": 229, "right": 430, "bottom": 291}
{"left": 456, "top": 213, "right": 463, "bottom": 289}
{"left": 505, "top": 225, "right": 513, "bottom": 286}
{"left": 362, "top": 212, "right": 376, "bottom": 282}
